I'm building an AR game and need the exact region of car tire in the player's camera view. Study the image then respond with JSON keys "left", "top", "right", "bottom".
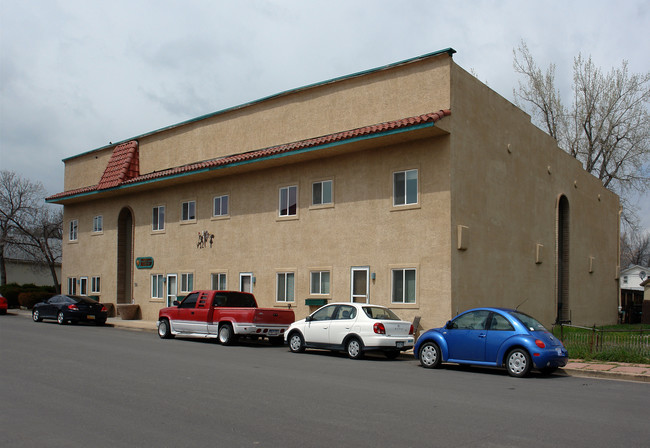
{"left": 57, "top": 311, "right": 67, "bottom": 325}
{"left": 288, "top": 332, "right": 305, "bottom": 353}
{"left": 384, "top": 350, "right": 400, "bottom": 360}
{"left": 157, "top": 319, "right": 173, "bottom": 339}
{"left": 32, "top": 309, "right": 42, "bottom": 322}
{"left": 346, "top": 337, "right": 364, "bottom": 360}
{"left": 419, "top": 342, "right": 442, "bottom": 369}
{"left": 506, "top": 348, "right": 531, "bottom": 378}
{"left": 218, "top": 323, "right": 236, "bottom": 346}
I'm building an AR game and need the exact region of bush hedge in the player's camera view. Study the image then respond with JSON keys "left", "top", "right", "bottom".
{"left": 0, "top": 283, "right": 57, "bottom": 309}
{"left": 18, "top": 291, "right": 55, "bottom": 309}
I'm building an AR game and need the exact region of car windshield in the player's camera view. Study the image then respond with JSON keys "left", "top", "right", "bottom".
{"left": 509, "top": 311, "right": 547, "bottom": 332}
{"left": 362, "top": 306, "right": 400, "bottom": 320}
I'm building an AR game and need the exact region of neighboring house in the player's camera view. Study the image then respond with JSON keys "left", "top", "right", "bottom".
{"left": 640, "top": 277, "right": 650, "bottom": 324}
{"left": 47, "top": 49, "right": 620, "bottom": 327}
{"left": 3, "top": 250, "right": 61, "bottom": 287}
{"left": 619, "top": 264, "right": 648, "bottom": 324}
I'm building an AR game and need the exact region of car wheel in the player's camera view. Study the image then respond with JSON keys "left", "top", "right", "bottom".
{"left": 218, "top": 323, "right": 236, "bottom": 346}
{"left": 32, "top": 309, "right": 42, "bottom": 322}
{"left": 288, "top": 332, "right": 305, "bottom": 353}
{"left": 346, "top": 338, "right": 363, "bottom": 360}
{"left": 506, "top": 348, "right": 531, "bottom": 378}
{"left": 419, "top": 342, "right": 442, "bottom": 369}
{"left": 57, "top": 311, "right": 67, "bottom": 325}
{"left": 384, "top": 350, "right": 400, "bottom": 360}
{"left": 157, "top": 319, "right": 173, "bottom": 339}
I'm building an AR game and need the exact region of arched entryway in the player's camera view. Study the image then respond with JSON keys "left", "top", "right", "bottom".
{"left": 117, "top": 207, "right": 134, "bottom": 304}
{"left": 556, "top": 195, "right": 570, "bottom": 323}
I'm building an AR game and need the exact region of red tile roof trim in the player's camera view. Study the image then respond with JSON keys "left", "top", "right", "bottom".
{"left": 97, "top": 141, "right": 139, "bottom": 190}
{"left": 47, "top": 110, "right": 450, "bottom": 201}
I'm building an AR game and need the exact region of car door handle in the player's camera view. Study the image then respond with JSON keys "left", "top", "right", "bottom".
{"left": 478, "top": 333, "right": 486, "bottom": 338}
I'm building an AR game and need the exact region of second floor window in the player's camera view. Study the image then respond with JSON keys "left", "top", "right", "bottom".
{"left": 393, "top": 169, "right": 418, "bottom": 206}
{"left": 152, "top": 206, "right": 165, "bottom": 231}
{"left": 279, "top": 186, "right": 297, "bottom": 217}
{"left": 93, "top": 215, "right": 103, "bottom": 232}
{"left": 312, "top": 180, "right": 332, "bottom": 206}
{"left": 213, "top": 195, "right": 229, "bottom": 217}
{"left": 182, "top": 201, "right": 196, "bottom": 221}
{"left": 69, "top": 220, "right": 78, "bottom": 241}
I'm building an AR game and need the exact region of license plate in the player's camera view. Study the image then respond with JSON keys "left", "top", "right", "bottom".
{"left": 396, "top": 342, "right": 404, "bottom": 348}
{"left": 87, "top": 315, "right": 95, "bottom": 320}
{"left": 268, "top": 329, "right": 279, "bottom": 336}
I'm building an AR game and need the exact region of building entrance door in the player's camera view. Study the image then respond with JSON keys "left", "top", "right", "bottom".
{"left": 167, "top": 274, "right": 178, "bottom": 307}
{"left": 117, "top": 208, "right": 133, "bottom": 304}
{"left": 350, "top": 267, "right": 369, "bottom": 303}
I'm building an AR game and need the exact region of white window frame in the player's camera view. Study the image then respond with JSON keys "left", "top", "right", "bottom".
{"left": 91, "top": 276, "right": 101, "bottom": 294}
{"left": 310, "top": 270, "right": 331, "bottom": 295}
{"left": 211, "top": 273, "right": 227, "bottom": 290}
{"left": 180, "top": 273, "right": 194, "bottom": 293}
{"left": 67, "top": 277, "right": 77, "bottom": 295}
{"left": 279, "top": 185, "right": 298, "bottom": 217}
{"left": 92, "top": 215, "right": 103, "bottom": 233}
{"left": 393, "top": 169, "right": 418, "bottom": 206}
{"left": 79, "top": 277, "right": 88, "bottom": 296}
{"left": 181, "top": 201, "right": 196, "bottom": 222}
{"left": 311, "top": 180, "right": 333, "bottom": 206}
{"left": 152, "top": 205, "right": 165, "bottom": 231}
{"left": 240, "top": 273, "right": 253, "bottom": 293}
{"left": 391, "top": 268, "right": 417, "bottom": 304}
{"left": 69, "top": 220, "right": 78, "bottom": 241}
{"left": 350, "top": 267, "right": 369, "bottom": 303}
{"left": 277, "top": 272, "right": 295, "bottom": 303}
{"left": 213, "top": 195, "right": 229, "bottom": 217}
{"left": 151, "top": 274, "right": 164, "bottom": 299}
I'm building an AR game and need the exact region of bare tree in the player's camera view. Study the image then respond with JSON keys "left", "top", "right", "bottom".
{"left": 620, "top": 229, "right": 650, "bottom": 268}
{"left": 0, "top": 170, "right": 62, "bottom": 290}
{"left": 513, "top": 41, "right": 650, "bottom": 225}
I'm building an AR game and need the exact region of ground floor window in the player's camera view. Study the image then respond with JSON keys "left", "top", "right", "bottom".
{"left": 211, "top": 273, "right": 227, "bottom": 290}
{"left": 151, "top": 274, "right": 164, "bottom": 299}
{"left": 79, "top": 277, "right": 88, "bottom": 296}
{"left": 91, "top": 276, "right": 101, "bottom": 294}
{"left": 277, "top": 272, "right": 295, "bottom": 302}
{"left": 67, "top": 277, "right": 77, "bottom": 295}
{"left": 310, "top": 271, "right": 330, "bottom": 295}
{"left": 181, "top": 273, "right": 194, "bottom": 293}
{"left": 392, "top": 268, "right": 416, "bottom": 303}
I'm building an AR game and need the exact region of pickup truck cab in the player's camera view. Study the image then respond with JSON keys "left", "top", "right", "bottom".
{"left": 157, "top": 290, "right": 295, "bottom": 345}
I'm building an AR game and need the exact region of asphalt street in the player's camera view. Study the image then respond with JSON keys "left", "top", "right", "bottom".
{"left": 1, "top": 314, "right": 648, "bottom": 448}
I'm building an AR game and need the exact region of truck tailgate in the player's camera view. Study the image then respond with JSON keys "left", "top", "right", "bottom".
{"left": 253, "top": 308, "right": 295, "bottom": 325}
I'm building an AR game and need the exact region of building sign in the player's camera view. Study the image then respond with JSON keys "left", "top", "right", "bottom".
{"left": 135, "top": 257, "right": 154, "bottom": 269}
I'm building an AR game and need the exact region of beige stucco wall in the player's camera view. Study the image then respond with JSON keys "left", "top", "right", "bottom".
{"left": 448, "top": 63, "right": 620, "bottom": 327}
{"left": 62, "top": 135, "right": 452, "bottom": 326}
{"left": 63, "top": 55, "right": 453, "bottom": 192}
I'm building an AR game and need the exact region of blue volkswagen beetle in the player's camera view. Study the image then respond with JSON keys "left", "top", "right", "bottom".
{"left": 413, "top": 307, "right": 568, "bottom": 377}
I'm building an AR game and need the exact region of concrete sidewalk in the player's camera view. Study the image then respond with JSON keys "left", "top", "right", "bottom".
{"left": 10, "top": 309, "right": 650, "bottom": 383}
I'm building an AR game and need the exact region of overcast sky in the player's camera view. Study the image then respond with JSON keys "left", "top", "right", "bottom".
{"left": 1, "top": 0, "right": 649, "bottom": 228}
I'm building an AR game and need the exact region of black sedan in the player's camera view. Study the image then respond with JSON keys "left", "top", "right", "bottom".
{"left": 32, "top": 295, "right": 108, "bottom": 325}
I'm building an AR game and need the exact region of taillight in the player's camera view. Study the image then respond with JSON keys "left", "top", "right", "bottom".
{"left": 100, "top": 305, "right": 107, "bottom": 312}
{"left": 68, "top": 304, "right": 79, "bottom": 311}
{"left": 409, "top": 324, "right": 414, "bottom": 335}
{"left": 373, "top": 322, "right": 386, "bottom": 334}
{"left": 535, "top": 339, "right": 546, "bottom": 349}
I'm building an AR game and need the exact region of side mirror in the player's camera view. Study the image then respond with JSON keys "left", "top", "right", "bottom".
{"left": 173, "top": 300, "right": 180, "bottom": 306}
{"left": 305, "top": 315, "right": 313, "bottom": 322}
{"left": 445, "top": 320, "right": 454, "bottom": 330}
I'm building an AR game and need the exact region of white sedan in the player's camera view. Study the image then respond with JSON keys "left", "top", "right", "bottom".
{"left": 285, "top": 302, "right": 414, "bottom": 359}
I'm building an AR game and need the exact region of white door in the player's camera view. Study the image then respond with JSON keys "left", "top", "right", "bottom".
{"left": 350, "top": 267, "right": 369, "bottom": 303}
{"left": 240, "top": 273, "right": 253, "bottom": 293}
{"left": 166, "top": 274, "right": 178, "bottom": 307}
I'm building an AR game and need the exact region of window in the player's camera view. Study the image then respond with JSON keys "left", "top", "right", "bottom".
{"left": 213, "top": 195, "right": 229, "bottom": 217}
{"left": 211, "top": 273, "right": 227, "bottom": 290}
{"left": 240, "top": 273, "right": 253, "bottom": 293}
{"left": 152, "top": 206, "right": 165, "bottom": 231}
{"left": 69, "top": 220, "right": 78, "bottom": 241}
{"left": 393, "top": 169, "right": 418, "bottom": 206}
{"left": 91, "top": 276, "right": 101, "bottom": 294}
{"left": 312, "top": 180, "right": 332, "bottom": 206}
{"left": 178, "top": 292, "right": 199, "bottom": 309}
{"left": 311, "top": 304, "right": 337, "bottom": 321}
{"left": 277, "top": 272, "right": 295, "bottom": 302}
{"left": 450, "top": 310, "right": 490, "bottom": 330}
{"left": 279, "top": 186, "right": 297, "bottom": 217}
{"left": 489, "top": 314, "right": 514, "bottom": 331}
{"left": 182, "top": 201, "right": 196, "bottom": 221}
{"left": 181, "top": 273, "right": 194, "bottom": 293}
{"left": 392, "top": 268, "right": 416, "bottom": 304}
{"left": 336, "top": 305, "right": 357, "bottom": 320}
{"left": 310, "top": 271, "right": 330, "bottom": 295}
{"left": 79, "top": 277, "right": 88, "bottom": 295}
{"left": 151, "top": 274, "right": 164, "bottom": 299}
{"left": 67, "top": 277, "right": 77, "bottom": 295}
{"left": 93, "top": 215, "right": 103, "bottom": 232}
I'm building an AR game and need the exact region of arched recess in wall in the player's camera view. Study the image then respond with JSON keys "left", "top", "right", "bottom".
{"left": 117, "top": 207, "right": 134, "bottom": 304}
{"left": 556, "top": 195, "right": 570, "bottom": 323}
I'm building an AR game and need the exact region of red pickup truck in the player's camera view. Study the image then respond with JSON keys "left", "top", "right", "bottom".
{"left": 157, "top": 290, "right": 295, "bottom": 345}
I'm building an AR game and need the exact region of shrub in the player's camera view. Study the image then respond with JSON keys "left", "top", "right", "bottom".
{"left": 0, "top": 283, "right": 57, "bottom": 309}
{"left": 18, "top": 291, "right": 55, "bottom": 309}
